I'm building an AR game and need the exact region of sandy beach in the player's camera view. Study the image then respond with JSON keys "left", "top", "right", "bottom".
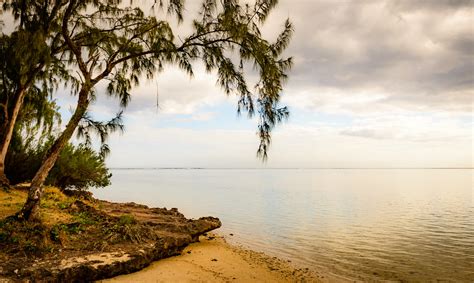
{"left": 103, "top": 233, "right": 334, "bottom": 283}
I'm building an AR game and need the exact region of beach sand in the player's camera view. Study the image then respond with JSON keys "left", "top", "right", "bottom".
{"left": 102, "top": 234, "right": 336, "bottom": 283}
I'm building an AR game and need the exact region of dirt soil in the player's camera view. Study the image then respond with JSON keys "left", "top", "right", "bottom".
{"left": 0, "top": 187, "right": 221, "bottom": 282}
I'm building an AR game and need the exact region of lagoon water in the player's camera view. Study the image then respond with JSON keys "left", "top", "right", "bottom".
{"left": 93, "top": 169, "right": 474, "bottom": 281}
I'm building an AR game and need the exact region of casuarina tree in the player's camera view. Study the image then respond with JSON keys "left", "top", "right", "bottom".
{"left": 17, "top": 0, "right": 293, "bottom": 221}
{"left": 0, "top": 1, "right": 72, "bottom": 189}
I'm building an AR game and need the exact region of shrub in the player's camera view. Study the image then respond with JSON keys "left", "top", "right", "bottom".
{"left": 46, "top": 144, "right": 111, "bottom": 190}
{"left": 6, "top": 140, "right": 111, "bottom": 191}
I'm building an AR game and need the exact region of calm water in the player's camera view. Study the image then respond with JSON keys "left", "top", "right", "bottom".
{"left": 93, "top": 169, "right": 474, "bottom": 282}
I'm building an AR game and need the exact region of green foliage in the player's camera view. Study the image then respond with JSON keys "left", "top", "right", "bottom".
{"left": 0, "top": 1, "right": 76, "bottom": 148}
{"left": 118, "top": 214, "right": 136, "bottom": 226}
{"left": 77, "top": 111, "right": 124, "bottom": 158}
{"left": 50, "top": 223, "right": 83, "bottom": 242}
{"left": 6, "top": 139, "right": 111, "bottom": 190}
{"left": 0, "top": 30, "right": 50, "bottom": 86}
{"left": 47, "top": 143, "right": 111, "bottom": 190}
{"left": 4, "top": 67, "right": 111, "bottom": 190}
{"left": 3, "top": 86, "right": 62, "bottom": 183}
{"left": 50, "top": 212, "right": 98, "bottom": 242}
{"left": 49, "top": 224, "right": 62, "bottom": 241}
{"left": 5, "top": 134, "right": 44, "bottom": 184}
{"left": 72, "top": 211, "right": 97, "bottom": 226}
{"left": 50, "top": 217, "right": 96, "bottom": 242}
{"left": 55, "top": 0, "right": 293, "bottom": 160}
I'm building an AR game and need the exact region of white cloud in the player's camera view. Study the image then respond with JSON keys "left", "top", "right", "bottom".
{"left": 340, "top": 114, "right": 472, "bottom": 142}
{"left": 104, "top": 116, "right": 472, "bottom": 168}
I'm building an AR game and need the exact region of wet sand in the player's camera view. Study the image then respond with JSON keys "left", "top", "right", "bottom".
{"left": 102, "top": 234, "right": 336, "bottom": 282}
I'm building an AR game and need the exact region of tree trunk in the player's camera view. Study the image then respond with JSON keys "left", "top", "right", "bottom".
{"left": 18, "top": 87, "right": 90, "bottom": 221}
{"left": 0, "top": 164, "right": 10, "bottom": 191}
{"left": 0, "top": 87, "right": 27, "bottom": 189}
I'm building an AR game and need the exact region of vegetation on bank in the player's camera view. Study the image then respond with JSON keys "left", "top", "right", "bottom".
{"left": 7, "top": 140, "right": 111, "bottom": 191}
{"left": 3, "top": 64, "right": 112, "bottom": 190}
{"left": 0, "top": 187, "right": 136, "bottom": 255}
{"left": 0, "top": 187, "right": 221, "bottom": 281}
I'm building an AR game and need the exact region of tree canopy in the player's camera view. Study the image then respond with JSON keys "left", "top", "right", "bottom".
{"left": 57, "top": 0, "right": 293, "bottom": 158}
{"left": 1, "top": 0, "right": 294, "bottom": 220}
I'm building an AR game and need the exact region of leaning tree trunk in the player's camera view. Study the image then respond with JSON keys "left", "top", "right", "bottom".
{"left": 18, "top": 87, "right": 90, "bottom": 221}
{"left": 0, "top": 87, "right": 27, "bottom": 189}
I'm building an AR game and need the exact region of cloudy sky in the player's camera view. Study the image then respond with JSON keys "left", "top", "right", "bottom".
{"left": 56, "top": 0, "right": 473, "bottom": 168}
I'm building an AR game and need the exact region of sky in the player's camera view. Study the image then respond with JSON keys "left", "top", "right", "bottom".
{"left": 8, "top": 0, "right": 474, "bottom": 168}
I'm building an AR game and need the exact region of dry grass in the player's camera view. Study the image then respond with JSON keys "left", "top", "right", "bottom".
{"left": 0, "top": 186, "right": 77, "bottom": 227}
{"left": 0, "top": 187, "right": 160, "bottom": 256}
{"left": 0, "top": 189, "right": 26, "bottom": 219}
{"left": 0, "top": 187, "right": 77, "bottom": 255}
{"left": 40, "top": 187, "right": 75, "bottom": 227}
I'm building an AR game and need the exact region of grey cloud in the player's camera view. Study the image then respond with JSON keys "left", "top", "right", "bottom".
{"left": 340, "top": 126, "right": 471, "bottom": 142}
{"left": 448, "top": 35, "right": 474, "bottom": 55}
{"left": 340, "top": 128, "right": 387, "bottom": 139}
{"left": 114, "top": 0, "right": 473, "bottom": 116}
{"left": 264, "top": 0, "right": 473, "bottom": 113}
{"left": 388, "top": 0, "right": 473, "bottom": 12}
{"left": 5, "top": 0, "right": 471, "bottom": 116}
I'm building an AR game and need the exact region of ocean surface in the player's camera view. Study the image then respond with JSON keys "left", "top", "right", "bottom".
{"left": 93, "top": 168, "right": 474, "bottom": 281}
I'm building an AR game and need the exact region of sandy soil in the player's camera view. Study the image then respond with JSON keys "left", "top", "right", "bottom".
{"left": 102, "top": 234, "right": 339, "bottom": 283}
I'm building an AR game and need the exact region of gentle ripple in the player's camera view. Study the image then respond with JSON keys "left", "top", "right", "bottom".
{"left": 93, "top": 169, "right": 474, "bottom": 282}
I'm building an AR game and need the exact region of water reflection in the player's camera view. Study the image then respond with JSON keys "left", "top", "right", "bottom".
{"left": 93, "top": 169, "right": 474, "bottom": 281}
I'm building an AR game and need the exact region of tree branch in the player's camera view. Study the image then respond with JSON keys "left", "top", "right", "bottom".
{"left": 61, "top": 0, "right": 89, "bottom": 80}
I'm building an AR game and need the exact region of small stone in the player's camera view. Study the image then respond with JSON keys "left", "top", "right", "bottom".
{"left": 229, "top": 233, "right": 234, "bottom": 236}
{"left": 187, "top": 251, "right": 192, "bottom": 254}
{"left": 211, "top": 258, "right": 218, "bottom": 262}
